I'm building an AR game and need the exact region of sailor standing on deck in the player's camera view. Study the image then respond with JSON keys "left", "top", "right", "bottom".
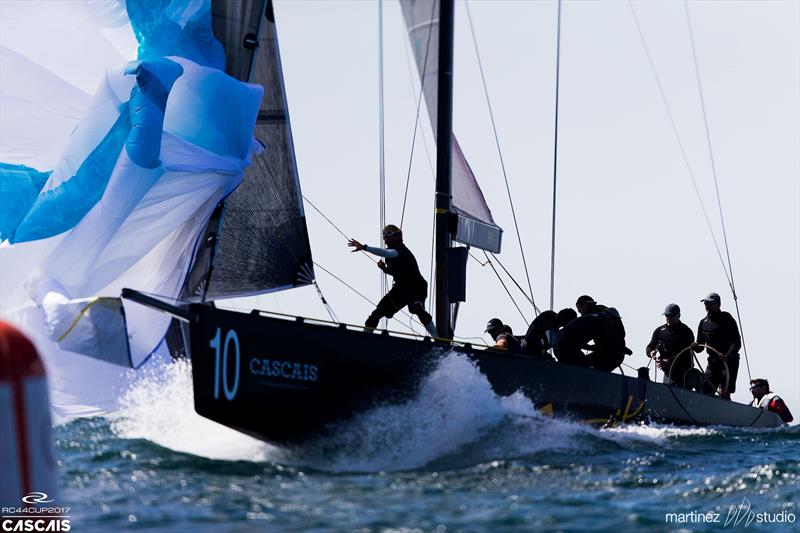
{"left": 692, "top": 292, "right": 741, "bottom": 400}
{"left": 348, "top": 225, "right": 438, "bottom": 337}
{"left": 646, "top": 303, "right": 695, "bottom": 388}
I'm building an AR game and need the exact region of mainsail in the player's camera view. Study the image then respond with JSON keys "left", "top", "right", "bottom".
{"left": 400, "top": 0, "right": 503, "bottom": 253}
{"left": 185, "top": 0, "right": 314, "bottom": 301}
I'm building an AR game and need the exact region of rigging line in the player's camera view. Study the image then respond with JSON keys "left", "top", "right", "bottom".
{"left": 483, "top": 251, "right": 529, "bottom": 324}
{"left": 468, "top": 250, "right": 490, "bottom": 266}
{"left": 454, "top": 335, "right": 489, "bottom": 345}
{"left": 249, "top": 194, "right": 343, "bottom": 320}
{"left": 302, "top": 194, "right": 378, "bottom": 264}
{"left": 302, "top": 194, "right": 349, "bottom": 240}
{"left": 683, "top": 0, "right": 750, "bottom": 380}
{"left": 313, "top": 280, "right": 339, "bottom": 323}
{"left": 312, "top": 261, "right": 422, "bottom": 336}
{"left": 489, "top": 252, "right": 541, "bottom": 314}
{"left": 399, "top": 0, "right": 437, "bottom": 229}
{"left": 548, "top": 0, "right": 562, "bottom": 312}
{"left": 465, "top": 0, "right": 538, "bottom": 314}
{"left": 302, "top": 194, "right": 421, "bottom": 331}
{"left": 627, "top": 1, "right": 731, "bottom": 283}
{"left": 378, "top": 0, "right": 388, "bottom": 327}
{"left": 134, "top": 290, "right": 186, "bottom": 303}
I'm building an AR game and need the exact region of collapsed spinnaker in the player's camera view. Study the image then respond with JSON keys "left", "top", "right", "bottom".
{"left": 0, "top": 0, "right": 264, "bottom": 416}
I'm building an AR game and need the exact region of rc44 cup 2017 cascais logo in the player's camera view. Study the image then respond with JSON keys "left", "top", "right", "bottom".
{"left": 1, "top": 492, "right": 71, "bottom": 531}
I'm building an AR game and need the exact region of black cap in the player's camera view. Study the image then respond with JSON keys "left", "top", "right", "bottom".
{"left": 700, "top": 292, "right": 721, "bottom": 305}
{"left": 575, "top": 295, "right": 596, "bottom": 307}
{"left": 750, "top": 378, "right": 769, "bottom": 389}
{"left": 663, "top": 303, "right": 680, "bottom": 317}
{"left": 485, "top": 318, "right": 503, "bottom": 333}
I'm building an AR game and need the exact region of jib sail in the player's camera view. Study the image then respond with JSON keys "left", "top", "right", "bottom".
{"left": 186, "top": 0, "right": 314, "bottom": 301}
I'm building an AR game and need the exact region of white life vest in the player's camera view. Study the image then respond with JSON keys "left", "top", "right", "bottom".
{"left": 751, "top": 392, "right": 780, "bottom": 410}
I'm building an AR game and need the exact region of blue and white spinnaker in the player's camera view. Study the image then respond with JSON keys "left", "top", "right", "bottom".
{"left": 0, "top": 0, "right": 262, "bottom": 419}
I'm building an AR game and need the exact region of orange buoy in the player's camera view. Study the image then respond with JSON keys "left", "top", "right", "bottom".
{"left": 0, "top": 321, "right": 57, "bottom": 507}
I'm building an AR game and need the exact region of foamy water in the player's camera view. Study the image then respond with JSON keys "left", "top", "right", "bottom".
{"left": 58, "top": 353, "right": 799, "bottom": 532}
{"left": 107, "top": 351, "right": 722, "bottom": 472}
{"left": 110, "top": 359, "right": 275, "bottom": 462}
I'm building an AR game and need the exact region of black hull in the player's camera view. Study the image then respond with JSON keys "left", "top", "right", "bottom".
{"left": 188, "top": 306, "right": 783, "bottom": 446}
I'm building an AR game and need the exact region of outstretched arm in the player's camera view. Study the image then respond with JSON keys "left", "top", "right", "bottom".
{"left": 347, "top": 238, "right": 366, "bottom": 252}
{"left": 347, "top": 239, "right": 399, "bottom": 258}
{"left": 363, "top": 245, "right": 398, "bottom": 258}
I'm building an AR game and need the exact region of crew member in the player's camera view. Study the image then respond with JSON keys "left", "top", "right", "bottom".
{"left": 520, "top": 310, "right": 557, "bottom": 357}
{"left": 485, "top": 318, "right": 521, "bottom": 353}
{"left": 692, "top": 292, "right": 741, "bottom": 399}
{"left": 557, "top": 307, "right": 578, "bottom": 328}
{"left": 646, "top": 303, "right": 695, "bottom": 388}
{"left": 518, "top": 309, "right": 576, "bottom": 358}
{"left": 749, "top": 378, "right": 793, "bottom": 424}
{"left": 348, "top": 225, "right": 438, "bottom": 337}
{"left": 576, "top": 295, "right": 606, "bottom": 316}
{"left": 554, "top": 297, "right": 631, "bottom": 371}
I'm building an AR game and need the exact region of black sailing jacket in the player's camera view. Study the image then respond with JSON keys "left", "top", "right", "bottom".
{"left": 384, "top": 243, "right": 427, "bottom": 292}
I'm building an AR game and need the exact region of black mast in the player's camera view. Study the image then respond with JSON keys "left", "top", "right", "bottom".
{"left": 434, "top": 0, "right": 454, "bottom": 338}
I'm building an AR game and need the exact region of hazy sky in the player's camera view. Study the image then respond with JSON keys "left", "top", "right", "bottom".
{"left": 236, "top": 0, "right": 799, "bottom": 409}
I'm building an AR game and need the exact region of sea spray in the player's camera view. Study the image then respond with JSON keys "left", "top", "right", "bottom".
{"left": 275, "top": 352, "right": 604, "bottom": 472}
{"left": 109, "top": 351, "right": 569, "bottom": 469}
{"left": 110, "top": 358, "right": 276, "bottom": 462}
{"left": 107, "top": 349, "right": 749, "bottom": 471}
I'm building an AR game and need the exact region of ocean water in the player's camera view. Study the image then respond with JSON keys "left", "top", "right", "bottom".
{"left": 55, "top": 355, "right": 799, "bottom": 532}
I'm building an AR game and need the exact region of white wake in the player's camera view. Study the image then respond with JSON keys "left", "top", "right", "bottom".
{"left": 108, "top": 351, "right": 713, "bottom": 471}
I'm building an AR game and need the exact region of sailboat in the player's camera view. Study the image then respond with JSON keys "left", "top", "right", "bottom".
{"left": 1, "top": 0, "right": 787, "bottom": 437}
{"left": 126, "top": 0, "right": 784, "bottom": 443}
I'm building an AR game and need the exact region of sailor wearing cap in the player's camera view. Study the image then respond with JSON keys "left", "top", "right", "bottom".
{"left": 575, "top": 295, "right": 604, "bottom": 316}
{"left": 692, "top": 292, "right": 741, "bottom": 399}
{"left": 485, "top": 318, "right": 521, "bottom": 353}
{"left": 749, "top": 378, "right": 793, "bottom": 424}
{"left": 646, "top": 304, "right": 695, "bottom": 388}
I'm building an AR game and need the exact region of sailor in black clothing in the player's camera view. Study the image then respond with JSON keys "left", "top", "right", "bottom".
{"left": 646, "top": 303, "right": 695, "bottom": 388}
{"left": 692, "top": 292, "right": 741, "bottom": 399}
{"left": 348, "top": 225, "right": 438, "bottom": 337}
{"left": 576, "top": 294, "right": 606, "bottom": 316}
{"left": 555, "top": 296, "right": 631, "bottom": 371}
{"left": 520, "top": 311, "right": 557, "bottom": 357}
{"left": 485, "top": 318, "right": 522, "bottom": 353}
